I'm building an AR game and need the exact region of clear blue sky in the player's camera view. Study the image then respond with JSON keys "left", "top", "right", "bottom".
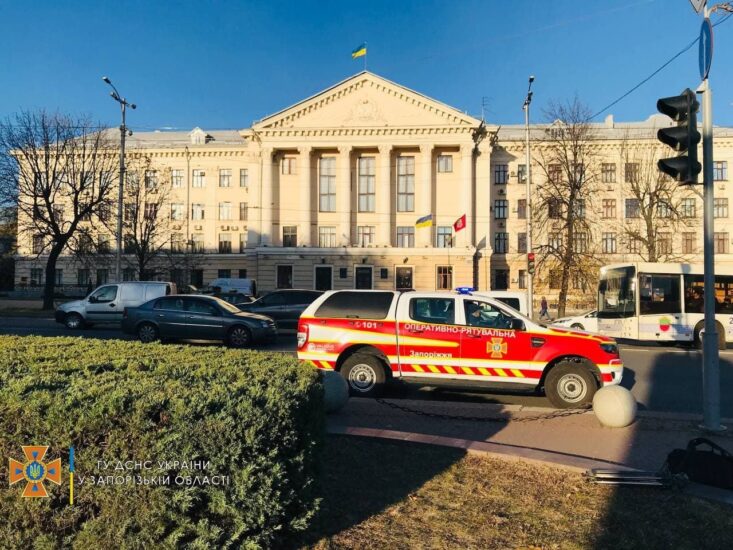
{"left": 1, "top": 0, "right": 731, "bottom": 130}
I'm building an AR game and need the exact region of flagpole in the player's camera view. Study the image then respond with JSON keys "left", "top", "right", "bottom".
{"left": 364, "top": 42, "right": 367, "bottom": 71}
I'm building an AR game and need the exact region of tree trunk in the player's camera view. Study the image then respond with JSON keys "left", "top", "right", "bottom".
{"left": 42, "top": 244, "right": 63, "bottom": 310}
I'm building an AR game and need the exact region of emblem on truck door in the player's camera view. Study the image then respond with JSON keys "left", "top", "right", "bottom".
{"left": 488, "top": 338, "right": 508, "bottom": 358}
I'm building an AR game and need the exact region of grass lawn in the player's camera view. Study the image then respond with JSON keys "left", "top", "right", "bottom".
{"left": 300, "top": 435, "right": 733, "bottom": 550}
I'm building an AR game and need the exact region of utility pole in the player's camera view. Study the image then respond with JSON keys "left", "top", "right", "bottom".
{"left": 523, "top": 76, "right": 535, "bottom": 318}
{"left": 102, "top": 76, "right": 136, "bottom": 283}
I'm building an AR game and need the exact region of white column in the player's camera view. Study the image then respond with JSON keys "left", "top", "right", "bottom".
{"left": 378, "top": 145, "right": 392, "bottom": 246}
{"left": 417, "top": 144, "right": 433, "bottom": 247}
{"left": 474, "top": 140, "right": 493, "bottom": 289}
{"left": 299, "top": 146, "right": 311, "bottom": 246}
{"left": 258, "top": 147, "right": 273, "bottom": 246}
{"left": 460, "top": 144, "right": 473, "bottom": 248}
{"left": 337, "top": 147, "right": 351, "bottom": 246}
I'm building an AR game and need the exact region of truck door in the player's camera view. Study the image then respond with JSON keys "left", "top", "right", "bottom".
{"left": 396, "top": 295, "right": 462, "bottom": 379}
{"left": 459, "top": 298, "right": 538, "bottom": 384}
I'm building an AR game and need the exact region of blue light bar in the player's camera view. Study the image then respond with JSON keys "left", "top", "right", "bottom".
{"left": 455, "top": 286, "right": 475, "bottom": 295}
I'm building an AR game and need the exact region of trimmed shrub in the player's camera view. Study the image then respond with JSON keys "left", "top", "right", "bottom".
{"left": 0, "top": 336, "right": 324, "bottom": 549}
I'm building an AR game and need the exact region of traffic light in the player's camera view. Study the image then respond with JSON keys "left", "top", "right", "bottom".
{"left": 656, "top": 88, "right": 701, "bottom": 185}
{"left": 527, "top": 252, "right": 535, "bottom": 275}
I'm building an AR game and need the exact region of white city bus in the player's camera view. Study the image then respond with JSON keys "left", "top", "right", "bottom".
{"left": 597, "top": 263, "right": 733, "bottom": 348}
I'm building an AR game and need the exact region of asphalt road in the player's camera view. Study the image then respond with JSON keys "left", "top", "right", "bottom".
{"left": 1, "top": 316, "right": 731, "bottom": 417}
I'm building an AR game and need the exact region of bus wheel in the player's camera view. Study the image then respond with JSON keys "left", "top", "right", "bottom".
{"left": 694, "top": 321, "right": 726, "bottom": 350}
{"left": 544, "top": 360, "right": 598, "bottom": 409}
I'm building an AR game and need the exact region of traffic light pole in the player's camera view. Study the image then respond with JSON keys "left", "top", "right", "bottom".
{"left": 699, "top": 77, "right": 724, "bottom": 431}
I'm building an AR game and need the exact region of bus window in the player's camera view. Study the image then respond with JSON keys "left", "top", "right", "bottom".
{"left": 685, "top": 274, "right": 733, "bottom": 314}
{"left": 598, "top": 266, "right": 636, "bottom": 318}
{"left": 639, "top": 274, "right": 680, "bottom": 315}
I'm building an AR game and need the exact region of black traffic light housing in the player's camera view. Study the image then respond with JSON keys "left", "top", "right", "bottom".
{"left": 656, "top": 88, "right": 701, "bottom": 185}
{"left": 527, "top": 252, "right": 535, "bottom": 275}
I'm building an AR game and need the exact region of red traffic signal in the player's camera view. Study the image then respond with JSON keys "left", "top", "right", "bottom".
{"left": 527, "top": 252, "right": 535, "bottom": 275}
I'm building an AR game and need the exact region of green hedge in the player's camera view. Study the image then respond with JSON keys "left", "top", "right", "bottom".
{"left": 0, "top": 336, "right": 324, "bottom": 549}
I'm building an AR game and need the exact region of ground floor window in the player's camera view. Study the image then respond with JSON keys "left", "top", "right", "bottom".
{"left": 436, "top": 265, "right": 453, "bottom": 290}
{"left": 277, "top": 265, "right": 293, "bottom": 289}
{"left": 30, "top": 268, "right": 43, "bottom": 286}
{"left": 239, "top": 268, "right": 248, "bottom": 278}
{"left": 77, "top": 268, "right": 90, "bottom": 287}
{"left": 315, "top": 265, "right": 332, "bottom": 291}
{"left": 123, "top": 268, "right": 136, "bottom": 281}
{"left": 218, "top": 269, "right": 231, "bottom": 279}
{"left": 355, "top": 266, "right": 373, "bottom": 289}
{"left": 96, "top": 269, "right": 108, "bottom": 286}
{"left": 396, "top": 266, "right": 413, "bottom": 290}
{"left": 493, "top": 269, "right": 509, "bottom": 290}
{"left": 191, "top": 270, "right": 204, "bottom": 288}
{"left": 518, "top": 269, "right": 527, "bottom": 290}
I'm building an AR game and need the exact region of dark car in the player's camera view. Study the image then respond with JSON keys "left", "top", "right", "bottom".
{"left": 214, "top": 291, "right": 255, "bottom": 306}
{"left": 121, "top": 295, "right": 277, "bottom": 347}
{"left": 236, "top": 289, "right": 323, "bottom": 330}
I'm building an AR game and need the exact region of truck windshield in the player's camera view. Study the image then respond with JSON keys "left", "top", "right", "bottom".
{"left": 598, "top": 266, "right": 636, "bottom": 318}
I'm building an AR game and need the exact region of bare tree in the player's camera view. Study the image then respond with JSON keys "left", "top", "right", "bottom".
{"left": 616, "top": 138, "right": 698, "bottom": 262}
{"left": 533, "top": 98, "right": 602, "bottom": 317}
{"left": 0, "top": 111, "right": 117, "bottom": 309}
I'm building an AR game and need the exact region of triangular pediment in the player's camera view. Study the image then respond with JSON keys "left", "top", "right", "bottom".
{"left": 252, "top": 71, "right": 480, "bottom": 131}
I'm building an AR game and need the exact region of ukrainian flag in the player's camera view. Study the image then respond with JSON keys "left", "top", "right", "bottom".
{"left": 415, "top": 214, "right": 433, "bottom": 228}
{"left": 352, "top": 43, "right": 367, "bottom": 59}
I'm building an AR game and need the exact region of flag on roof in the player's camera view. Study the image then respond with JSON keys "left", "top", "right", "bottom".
{"left": 352, "top": 43, "right": 367, "bottom": 59}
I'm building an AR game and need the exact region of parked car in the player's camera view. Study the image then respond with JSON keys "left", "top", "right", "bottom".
{"left": 237, "top": 289, "right": 323, "bottom": 329}
{"left": 473, "top": 290, "right": 529, "bottom": 316}
{"left": 55, "top": 281, "right": 176, "bottom": 329}
{"left": 215, "top": 291, "right": 255, "bottom": 306}
{"left": 552, "top": 310, "right": 598, "bottom": 332}
{"left": 204, "top": 278, "right": 257, "bottom": 296}
{"left": 121, "top": 295, "right": 277, "bottom": 347}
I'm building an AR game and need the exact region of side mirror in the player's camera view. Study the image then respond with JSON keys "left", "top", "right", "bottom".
{"left": 510, "top": 318, "right": 525, "bottom": 331}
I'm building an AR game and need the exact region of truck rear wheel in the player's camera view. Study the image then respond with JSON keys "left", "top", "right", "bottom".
{"left": 544, "top": 360, "right": 598, "bottom": 409}
{"left": 340, "top": 353, "right": 386, "bottom": 397}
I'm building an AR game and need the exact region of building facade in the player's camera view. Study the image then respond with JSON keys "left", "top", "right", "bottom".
{"left": 13, "top": 71, "right": 733, "bottom": 312}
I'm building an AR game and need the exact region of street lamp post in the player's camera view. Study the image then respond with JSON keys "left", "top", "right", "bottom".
{"left": 523, "top": 76, "right": 535, "bottom": 318}
{"left": 102, "top": 76, "right": 136, "bottom": 283}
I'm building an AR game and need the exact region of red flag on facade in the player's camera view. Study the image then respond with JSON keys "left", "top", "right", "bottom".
{"left": 453, "top": 214, "right": 466, "bottom": 232}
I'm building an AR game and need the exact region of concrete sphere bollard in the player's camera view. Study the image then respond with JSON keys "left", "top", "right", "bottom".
{"left": 593, "top": 385, "right": 637, "bottom": 428}
{"left": 322, "top": 370, "right": 349, "bottom": 413}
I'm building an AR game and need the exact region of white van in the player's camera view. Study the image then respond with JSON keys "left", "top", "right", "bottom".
{"left": 55, "top": 281, "right": 176, "bottom": 329}
{"left": 472, "top": 290, "right": 530, "bottom": 317}
{"left": 206, "top": 278, "right": 257, "bottom": 296}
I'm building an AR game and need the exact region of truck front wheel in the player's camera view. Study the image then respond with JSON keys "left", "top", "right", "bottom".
{"left": 544, "top": 360, "right": 598, "bottom": 409}
{"left": 340, "top": 353, "right": 387, "bottom": 397}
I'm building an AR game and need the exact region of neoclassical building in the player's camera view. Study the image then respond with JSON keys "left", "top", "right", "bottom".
{"left": 13, "top": 71, "right": 733, "bottom": 311}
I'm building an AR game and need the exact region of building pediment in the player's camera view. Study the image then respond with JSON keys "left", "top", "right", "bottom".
{"left": 251, "top": 71, "right": 480, "bottom": 133}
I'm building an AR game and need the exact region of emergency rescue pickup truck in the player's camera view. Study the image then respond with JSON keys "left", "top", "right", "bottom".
{"left": 297, "top": 289, "right": 624, "bottom": 408}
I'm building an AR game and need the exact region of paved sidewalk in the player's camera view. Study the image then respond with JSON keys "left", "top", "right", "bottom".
{"left": 327, "top": 397, "right": 733, "bottom": 503}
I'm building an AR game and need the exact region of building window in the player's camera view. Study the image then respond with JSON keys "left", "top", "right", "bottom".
{"left": 277, "top": 265, "right": 293, "bottom": 289}
{"left": 318, "top": 226, "right": 336, "bottom": 248}
{"left": 124, "top": 234, "right": 135, "bottom": 254}
{"left": 171, "top": 234, "right": 184, "bottom": 253}
{"left": 219, "top": 168, "right": 231, "bottom": 187}
{"left": 437, "top": 155, "right": 453, "bottom": 173}
{"left": 573, "top": 233, "right": 589, "bottom": 253}
{"left": 625, "top": 198, "right": 640, "bottom": 218}
{"left": 96, "top": 269, "right": 108, "bottom": 286}
{"left": 191, "top": 233, "right": 204, "bottom": 253}
{"left": 658, "top": 233, "right": 672, "bottom": 256}
{"left": 715, "top": 232, "right": 729, "bottom": 254}
{"left": 494, "top": 232, "right": 508, "bottom": 253}
{"left": 319, "top": 157, "right": 336, "bottom": 212}
{"left": 397, "top": 156, "right": 415, "bottom": 212}
{"left": 282, "top": 226, "right": 297, "bottom": 247}
{"left": 122, "top": 268, "right": 136, "bottom": 281}
{"left": 436, "top": 226, "right": 452, "bottom": 248}
{"left": 123, "top": 203, "right": 137, "bottom": 221}
{"left": 548, "top": 164, "right": 562, "bottom": 184}
{"left": 549, "top": 269, "right": 562, "bottom": 290}
{"left": 192, "top": 169, "right": 205, "bottom": 187}
{"left": 171, "top": 169, "right": 183, "bottom": 188}
{"left": 357, "top": 226, "right": 375, "bottom": 247}
{"left": 602, "top": 199, "right": 616, "bottom": 218}
{"left": 77, "top": 269, "right": 90, "bottom": 286}
{"left": 54, "top": 269, "right": 63, "bottom": 285}
{"left": 98, "top": 235, "right": 110, "bottom": 254}
{"left": 517, "top": 164, "right": 527, "bottom": 183}
{"left": 681, "top": 198, "right": 696, "bottom": 218}
{"left": 218, "top": 233, "right": 232, "bottom": 253}
{"left": 549, "top": 198, "right": 562, "bottom": 219}
{"left": 493, "top": 269, "right": 509, "bottom": 290}
{"left": 602, "top": 233, "right": 617, "bottom": 254}
{"left": 98, "top": 202, "right": 111, "bottom": 222}
{"left": 494, "top": 200, "right": 508, "bottom": 219}
{"left": 218, "top": 269, "right": 231, "bottom": 279}
{"left": 396, "top": 226, "right": 414, "bottom": 247}
{"left": 657, "top": 201, "right": 671, "bottom": 219}
{"left": 192, "top": 203, "right": 205, "bottom": 220}
{"left": 32, "top": 234, "right": 44, "bottom": 254}
{"left": 436, "top": 266, "right": 453, "bottom": 290}
{"left": 601, "top": 163, "right": 616, "bottom": 184}
{"left": 239, "top": 202, "right": 248, "bottom": 221}
{"left": 30, "top": 268, "right": 43, "bottom": 286}
{"left": 238, "top": 269, "right": 248, "bottom": 278}
{"left": 219, "top": 202, "right": 232, "bottom": 221}
{"left": 494, "top": 164, "right": 508, "bottom": 184}
{"left": 682, "top": 232, "right": 696, "bottom": 254}
{"left": 627, "top": 237, "right": 641, "bottom": 254}
{"left": 144, "top": 203, "right": 158, "bottom": 221}
{"left": 281, "top": 157, "right": 296, "bottom": 175}
{"left": 144, "top": 170, "right": 158, "bottom": 190}
{"left": 714, "top": 161, "right": 728, "bottom": 181}
{"left": 573, "top": 199, "right": 586, "bottom": 219}
{"left": 239, "top": 233, "right": 247, "bottom": 253}
{"left": 549, "top": 232, "right": 563, "bottom": 251}
{"left": 171, "top": 203, "right": 184, "bottom": 221}
{"left": 358, "top": 157, "right": 376, "bottom": 212}
{"left": 240, "top": 168, "right": 249, "bottom": 188}
{"left": 625, "top": 163, "right": 640, "bottom": 184}
{"left": 714, "top": 198, "right": 728, "bottom": 218}
{"left": 518, "top": 233, "right": 527, "bottom": 253}
{"left": 518, "top": 269, "right": 527, "bottom": 289}
{"left": 517, "top": 199, "right": 527, "bottom": 219}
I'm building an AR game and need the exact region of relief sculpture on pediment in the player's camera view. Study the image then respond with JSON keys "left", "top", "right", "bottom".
{"left": 344, "top": 96, "right": 386, "bottom": 126}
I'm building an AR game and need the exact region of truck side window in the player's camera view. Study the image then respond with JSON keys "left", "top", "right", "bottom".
{"left": 409, "top": 298, "right": 455, "bottom": 325}
{"left": 464, "top": 300, "right": 512, "bottom": 329}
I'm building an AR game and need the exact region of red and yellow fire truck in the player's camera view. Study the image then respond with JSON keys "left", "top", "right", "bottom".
{"left": 297, "top": 289, "right": 623, "bottom": 408}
